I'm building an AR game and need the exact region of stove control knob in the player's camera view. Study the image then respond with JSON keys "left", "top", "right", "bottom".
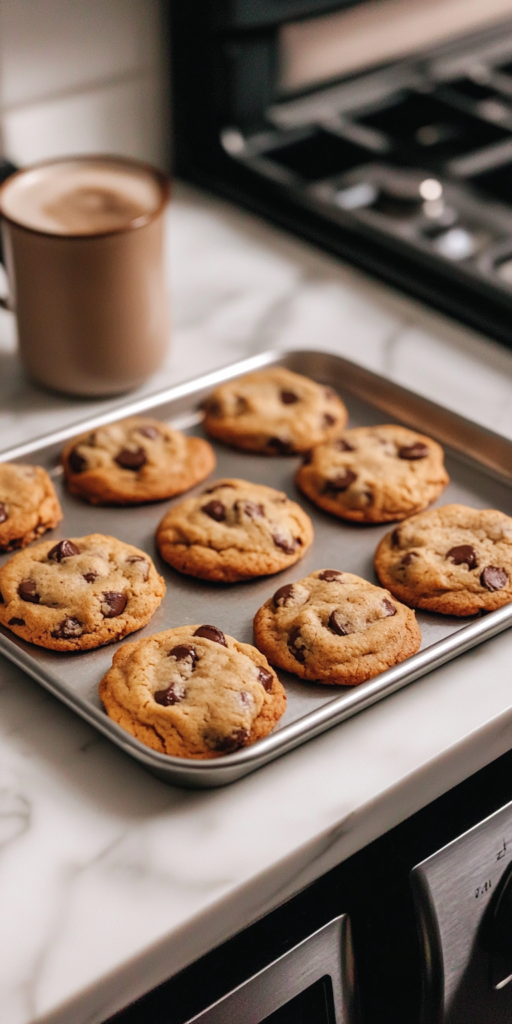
{"left": 483, "top": 861, "right": 512, "bottom": 989}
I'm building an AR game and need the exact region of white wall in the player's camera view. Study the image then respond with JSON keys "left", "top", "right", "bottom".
{"left": 0, "top": 0, "right": 169, "bottom": 170}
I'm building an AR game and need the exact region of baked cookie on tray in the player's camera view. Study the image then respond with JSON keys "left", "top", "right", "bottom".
{"left": 374, "top": 504, "right": 512, "bottom": 616}
{"left": 0, "top": 463, "right": 62, "bottom": 551}
{"left": 0, "top": 534, "right": 165, "bottom": 650}
{"left": 156, "top": 478, "right": 314, "bottom": 583}
{"left": 296, "top": 425, "right": 448, "bottom": 523}
{"left": 62, "top": 416, "right": 215, "bottom": 505}
{"left": 253, "top": 569, "right": 421, "bottom": 686}
{"left": 203, "top": 367, "right": 347, "bottom": 454}
{"left": 99, "top": 624, "right": 286, "bottom": 758}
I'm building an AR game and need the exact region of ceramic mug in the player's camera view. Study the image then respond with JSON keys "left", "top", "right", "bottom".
{"left": 0, "top": 155, "right": 171, "bottom": 397}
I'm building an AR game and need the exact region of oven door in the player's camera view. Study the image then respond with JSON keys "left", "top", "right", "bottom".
{"left": 184, "top": 915, "right": 357, "bottom": 1023}
{"left": 412, "top": 799, "right": 512, "bottom": 1023}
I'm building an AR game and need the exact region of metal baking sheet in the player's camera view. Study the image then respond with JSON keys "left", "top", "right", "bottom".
{"left": 1, "top": 349, "right": 512, "bottom": 788}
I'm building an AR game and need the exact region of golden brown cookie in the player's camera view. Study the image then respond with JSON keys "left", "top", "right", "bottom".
{"left": 0, "top": 534, "right": 165, "bottom": 650}
{"left": 253, "top": 569, "right": 421, "bottom": 686}
{"left": 99, "top": 623, "right": 286, "bottom": 758}
{"left": 0, "top": 462, "right": 62, "bottom": 550}
{"left": 374, "top": 504, "right": 512, "bottom": 616}
{"left": 156, "top": 478, "right": 314, "bottom": 583}
{"left": 203, "top": 367, "right": 347, "bottom": 454}
{"left": 296, "top": 425, "right": 448, "bottom": 523}
{"left": 62, "top": 416, "right": 215, "bottom": 505}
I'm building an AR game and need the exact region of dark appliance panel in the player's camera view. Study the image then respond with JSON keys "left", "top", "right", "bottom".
{"left": 184, "top": 916, "right": 355, "bottom": 1022}
{"left": 169, "top": 1, "right": 512, "bottom": 348}
{"left": 413, "top": 800, "right": 512, "bottom": 1023}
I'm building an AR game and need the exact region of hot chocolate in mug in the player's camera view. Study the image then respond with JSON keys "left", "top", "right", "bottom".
{"left": 0, "top": 155, "right": 171, "bottom": 396}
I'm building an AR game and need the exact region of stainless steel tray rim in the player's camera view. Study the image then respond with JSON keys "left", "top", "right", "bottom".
{"left": 0, "top": 350, "right": 281, "bottom": 463}
{"left": 3, "top": 602, "right": 511, "bottom": 781}
{"left": 3, "top": 347, "right": 512, "bottom": 485}
{"left": 1, "top": 348, "right": 512, "bottom": 787}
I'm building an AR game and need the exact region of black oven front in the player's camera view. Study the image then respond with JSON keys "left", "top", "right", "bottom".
{"left": 108, "top": 747, "right": 512, "bottom": 1024}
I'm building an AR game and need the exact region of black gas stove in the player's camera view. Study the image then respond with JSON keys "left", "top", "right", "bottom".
{"left": 170, "top": 1, "right": 512, "bottom": 348}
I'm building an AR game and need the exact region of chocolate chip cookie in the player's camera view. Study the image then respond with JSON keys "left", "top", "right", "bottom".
{"left": 62, "top": 416, "right": 216, "bottom": 504}
{"left": 253, "top": 569, "right": 421, "bottom": 686}
{"left": 99, "top": 624, "right": 286, "bottom": 758}
{"left": 203, "top": 367, "right": 347, "bottom": 454}
{"left": 156, "top": 478, "right": 314, "bottom": 582}
{"left": 0, "top": 534, "right": 165, "bottom": 650}
{"left": 374, "top": 504, "right": 512, "bottom": 616}
{"left": 0, "top": 462, "right": 62, "bottom": 551}
{"left": 296, "top": 425, "right": 448, "bottom": 523}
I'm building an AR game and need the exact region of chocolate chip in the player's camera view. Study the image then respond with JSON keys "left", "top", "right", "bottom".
{"left": 68, "top": 448, "right": 87, "bottom": 474}
{"left": 480, "top": 566, "right": 508, "bottom": 591}
{"left": 154, "top": 682, "right": 186, "bottom": 706}
{"left": 194, "top": 624, "right": 227, "bottom": 646}
{"left": 324, "top": 469, "right": 357, "bottom": 494}
{"left": 391, "top": 528, "right": 401, "bottom": 549}
{"left": 267, "top": 437, "right": 292, "bottom": 455}
{"left": 125, "top": 556, "right": 149, "bottom": 581}
{"left": 8, "top": 617, "right": 25, "bottom": 626}
{"left": 168, "top": 644, "right": 198, "bottom": 666}
{"left": 48, "top": 539, "right": 80, "bottom": 562}
{"left": 0, "top": 502, "right": 7, "bottom": 525}
{"left": 323, "top": 413, "right": 336, "bottom": 427}
{"left": 302, "top": 450, "right": 313, "bottom": 465}
{"left": 328, "top": 610, "right": 347, "bottom": 636}
{"left": 258, "top": 667, "right": 273, "bottom": 692}
{"left": 137, "top": 425, "right": 159, "bottom": 439}
{"left": 114, "top": 447, "right": 147, "bottom": 470}
{"left": 280, "top": 389, "right": 299, "bottom": 405}
{"left": 18, "top": 580, "right": 39, "bottom": 604}
{"left": 101, "top": 592, "right": 127, "bottom": 617}
{"left": 201, "top": 500, "right": 226, "bottom": 522}
{"left": 382, "top": 598, "right": 396, "bottom": 616}
{"left": 0, "top": 590, "right": 3, "bottom": 603}
{"left": 206, "top": 399, "right": 221, "bottom": 418}
{"left": 288, "top": 626, "right": 306, "bottom": 662}
{"left": 83, "top": 572, "right": 97, "bottom": 583}
{"left": 209, "top": 727, "right": 249, "bottom": 753}
{"left": 272, "top": 532, "right": 296, "bottom": 554}
{"left": 447, "top": 545, "right": 477, "bottom": 569}
{"left": 239, "top": 691, "right": 254, "bottom": 710}
{"left": 273, "top": 584, "right": 295, "bottom": 607}
{"left": 51, "top": 617, "right": 83, "bottom": 640}
{"left": 239, "top": 501, "right": 264, "bottom": 519}
{"left": 398, "top": 443, "right": 429, "bottom": 460}
{"left": 318, "top": 570, "right": 343, "bottom": 582}
{"left": 235, "top": 396, "right": 248, "bottom": 414}
{"left": 401, "top": 552, "right": 417, "bottom": 566}
{"left": 334, "top": 438, "right": 355, "bottom": 452}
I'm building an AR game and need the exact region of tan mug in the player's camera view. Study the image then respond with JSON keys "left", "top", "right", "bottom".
{"left": 0, "top": 155, "right": 171, "bottom": 397}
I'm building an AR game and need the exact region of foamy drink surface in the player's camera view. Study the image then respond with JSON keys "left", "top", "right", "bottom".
{"left": 0, "top": 159, "right": 163, "bottom": 235}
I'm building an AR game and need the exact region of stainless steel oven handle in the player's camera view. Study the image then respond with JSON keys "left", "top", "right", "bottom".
{"left": 184, "top": 915, "right": 357, "bottom": 1023}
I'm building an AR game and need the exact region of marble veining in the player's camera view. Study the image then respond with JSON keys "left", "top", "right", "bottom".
{"left": 0, "top": 183, "right": 512, "bottom": 1022}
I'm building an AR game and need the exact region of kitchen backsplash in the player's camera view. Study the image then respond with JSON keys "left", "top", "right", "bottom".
{"left": 0, "top": 0, "right": 169, "bottom": 169}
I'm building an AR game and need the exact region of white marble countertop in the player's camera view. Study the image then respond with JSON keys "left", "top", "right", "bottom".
{"left": 2, "top": 183, "right": 512, "bottom": 1024}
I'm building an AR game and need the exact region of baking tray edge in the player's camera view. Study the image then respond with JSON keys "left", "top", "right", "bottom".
{"left": 1, "top": 349, "right": 512, "bottom": 787}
